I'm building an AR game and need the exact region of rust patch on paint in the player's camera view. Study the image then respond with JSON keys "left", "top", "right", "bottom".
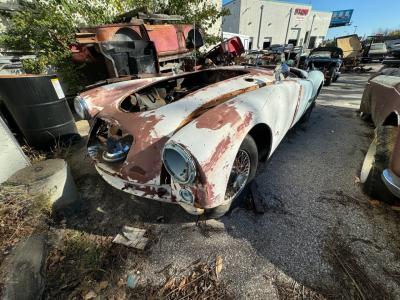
{"left": 203, "top": 136, "right": 232, "bottom": 173}
{"left": 178, "top": 81, "right": 272, "bottom": 130}
{"left": 195, "top": 104, "right": 242, "bottom": 130}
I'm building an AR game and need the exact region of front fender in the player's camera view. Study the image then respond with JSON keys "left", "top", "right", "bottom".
{"left": 307, "top": 70, "right": 324, "bottom": 98}
{"left": 167, "top": 96, "right": 264, "bottom": 209}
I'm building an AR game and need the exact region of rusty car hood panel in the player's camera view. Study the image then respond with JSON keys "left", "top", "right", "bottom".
{"left": 95, "top": 68, "right": 274, "bottom": 185}
{"left": 80, "top": 76, "right": 166, "bottom": 117}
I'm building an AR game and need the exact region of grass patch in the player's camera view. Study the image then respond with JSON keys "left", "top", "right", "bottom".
{"left": 0, "top": 184, "right": 51, "bottom": 266}
{"left": 21, "top": 145, "right": 47, "bottom": 163}
{"left": 45, "top": 229, "right": 129, "bottom": 299}
{"left": 21, "top": 139, "right": 74, "bottom": 163}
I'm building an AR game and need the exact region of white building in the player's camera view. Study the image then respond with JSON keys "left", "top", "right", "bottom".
{"left": 222, "top": 0, "right": 332, "bottom": 50}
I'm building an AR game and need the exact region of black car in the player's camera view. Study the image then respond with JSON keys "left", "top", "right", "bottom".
{"left": 387, "top": 39, "right": 400, "bottom": 58}
{"left": 305, "top": 47, "right": 343, "bottom": 86}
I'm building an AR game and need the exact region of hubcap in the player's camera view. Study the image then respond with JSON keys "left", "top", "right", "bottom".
{"left": 225, "top": 150, "right": 251, "bottom": 201}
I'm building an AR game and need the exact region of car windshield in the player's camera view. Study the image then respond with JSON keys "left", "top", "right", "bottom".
{"left": 309, "top": 51, "right": 331, "bottom": 58}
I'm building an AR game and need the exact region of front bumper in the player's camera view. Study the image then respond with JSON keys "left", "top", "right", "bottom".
{"left": 382, "top": 169, "right": 400, "bottom": 198}
{"left": 95, "top": 163, "right": 205, "bottom": 215}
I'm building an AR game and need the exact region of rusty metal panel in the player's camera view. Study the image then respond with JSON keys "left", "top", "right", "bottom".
{"left": 145, "top": 24, "right": 188, "bottom": 57}
{"left": 364, "top": 75, "right": 400, "bottom": 127}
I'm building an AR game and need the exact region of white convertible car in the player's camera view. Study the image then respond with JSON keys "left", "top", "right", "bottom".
{"left": 75, "top": 66, "right": 324, "bottom": 218}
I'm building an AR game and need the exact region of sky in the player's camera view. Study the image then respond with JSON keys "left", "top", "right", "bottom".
{"left": 222, "top": 0, "right": 400, "bottom": 39}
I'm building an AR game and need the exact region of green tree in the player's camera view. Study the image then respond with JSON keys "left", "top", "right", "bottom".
{"left": 0, "top": 0, "right": 228, "bottom": 93}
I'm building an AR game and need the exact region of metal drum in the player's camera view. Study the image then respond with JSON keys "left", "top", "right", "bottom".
{"left": 0, "top": 74, "right": 79, "bottom": 148}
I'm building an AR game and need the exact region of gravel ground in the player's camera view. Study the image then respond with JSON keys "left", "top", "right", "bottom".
{"left": 68, "top": 66, "right": 400, "bottom": 299}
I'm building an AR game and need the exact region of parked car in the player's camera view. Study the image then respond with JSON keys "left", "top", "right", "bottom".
{"left": 366, "top": 42, "right": 388, "bottom": 62}
{"left": 386, "top": 39, "right": 400, "bottom": 58}
{"left": 75, "top": 66, "right": 324, "bottom": 218}
{"left": 305, "top": 47, "right": 343, "bottom": 85}
{"left": 359, "top": 68, "right": 400, "bottom": 202}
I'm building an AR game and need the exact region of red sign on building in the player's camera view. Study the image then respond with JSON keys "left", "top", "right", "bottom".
{"left": 294, "top": 8, "right": 309, "bottom": 16}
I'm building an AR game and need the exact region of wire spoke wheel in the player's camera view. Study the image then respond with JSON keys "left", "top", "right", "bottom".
{"left": 225, "top": 149, "right": 251, "bottom": 201}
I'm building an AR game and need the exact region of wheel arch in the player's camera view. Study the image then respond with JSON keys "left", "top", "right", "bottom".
{"left": 382, "top": 111, "right": 400, "bottom": 126}
{"left": 247, "top": 123, "right": 273, "bottom": 161}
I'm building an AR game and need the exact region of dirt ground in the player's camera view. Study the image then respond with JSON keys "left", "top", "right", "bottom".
{"left": 59, "top": 66, "right": 400, "bottom": 299}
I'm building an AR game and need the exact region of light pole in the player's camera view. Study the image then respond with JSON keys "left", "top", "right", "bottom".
{"left": 284, "top": 8, "right": 293, "bottom": 45}
{"left": 256, "top": 4, "right": 264, "bottom": 49}
{"left": 354, "top": 25, "right": 358, "bottom": 34}
{"left": 306, "top": 14, "right": 316, "bottom": 49}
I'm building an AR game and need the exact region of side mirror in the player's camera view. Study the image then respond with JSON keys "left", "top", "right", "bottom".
{"left": 274, "top": 63, "right": 289, "bottom": 82}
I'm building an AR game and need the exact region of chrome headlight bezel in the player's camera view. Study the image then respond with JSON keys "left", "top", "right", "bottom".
{"left": 162, "top": 143, "right": 196, "bottom": 184}
{"left": 74, "top": 95, "right": 90, "bottom": 120}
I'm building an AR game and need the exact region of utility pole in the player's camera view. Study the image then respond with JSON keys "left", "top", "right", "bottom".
{"left": 284, "top": 8, "right": 293, "bottom": 45}
{"left": 306, "top": 14, "right": 316, "bottom": 49}
{"left": 257, "top": 4, "right": 264, "bottom": 49}
{"left": 354, "top": 25, "right": 358, "bottom": 34}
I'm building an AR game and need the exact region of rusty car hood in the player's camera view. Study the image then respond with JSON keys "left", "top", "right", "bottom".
{"left": 94, "top": 67, "right": 274, "bottom": 185}
{"left": 80, "top": 76, "right": 167, "bottom": 117}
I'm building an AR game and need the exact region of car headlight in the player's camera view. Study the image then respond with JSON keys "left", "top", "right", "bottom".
{"left": 163, "top": 143, "right": 196, "bottom": 184}
{"left": 74, "top": 95, "right": 90, "bottom": 120}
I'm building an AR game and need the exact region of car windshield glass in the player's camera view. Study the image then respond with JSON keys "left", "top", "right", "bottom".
{"left": 309, "top": 51, "right": 331, "bottom": 58}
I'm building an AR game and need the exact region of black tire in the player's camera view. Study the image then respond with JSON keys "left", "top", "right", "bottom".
{"left": 324, "top": 67, "right": 335, "bottom": 86}
{"left": 205, "top": 135, "right": 258, "bottom": 219}
{"left": 360, "top": 112, "right": 372, "bottom": 123}
{"left": 299, "top": 101, "right": 315, "bottom": 125}
{"left": 332, "top": 74, "right": 339, "bottom": 82}
{"left": 360, "top": 126, "right": 398, "bottom": 203}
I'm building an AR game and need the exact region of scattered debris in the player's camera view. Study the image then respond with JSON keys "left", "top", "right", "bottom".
{"left": 127, "top": 273, "right": 139, "bottom": 289}
{"left": 325, "top": 234, "right": 389, "bottom": 299}
{"left": 112, "top": 226, "right": 148, "bottom": 250}
{"left": 84, "top": 290, "right": 97, "bottom": 300}
{"left": 129, "top": 256, "right": 232, "bottom": 299}
{"left": 99, "top": 280, "right": 108, "bottom": 290}
{"left": 215, "top": 255, "right": 223, "bottom": 279}
{"left": 265, "top": 273, "right": 327, "bottom": 300}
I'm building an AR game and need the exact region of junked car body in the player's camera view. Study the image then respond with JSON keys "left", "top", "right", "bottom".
{"left": 386, "top": 39, "right": 400, "bottom": 58}
{"left": 305, "top": 47, "right": 343, "bottom": 86}
{"left": 70, "top": 13, "right": 203, "bottom": 84}
{"left": 76, "top": 66, "right": 324, "bottom": 217}
{"left": 336, "top": 34, "right": 363, "bottom": 71}
{"left": 360, "top": 69, "right": 400, "bottom": 201}
{"left": 367, "top": 43, "right": 388, "bottom": 62}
